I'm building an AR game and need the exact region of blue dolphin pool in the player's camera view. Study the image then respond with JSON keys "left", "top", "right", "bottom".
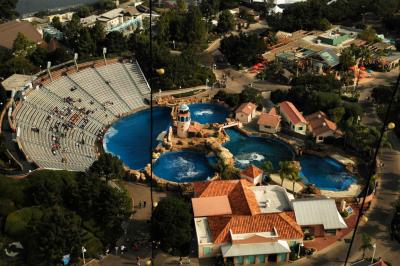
{"left": 103, "top": 103, "right": 229, "bottom": 172}
{"left": 224, "top": 128, "right": 356, "bottom": 191}
{"left": 103, "top": 107, "right": 172, "bottom": 170}
{"left": 188, "top": 103, "right": 229, "bottom": 124}
{"left": 299, "top": 155, "right": 356, "bottom": 191}
{"left": 223, "top": 128, "right": 294, "bottom": 170}
{"left": 153, "top": 151, "right": 215, "bottom": 182}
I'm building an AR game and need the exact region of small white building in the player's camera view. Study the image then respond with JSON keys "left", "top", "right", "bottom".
{"left": 278, "top": 101, "right": 307, "bottom": 135}
{"left": 240, "top": 165, "right": 263, "bottom": 185}
{"left": 292, "top": 198, "right": 347, "bottom": 237}
{"left": 305, "top": 111, "right": 342, "bottom": 143}
{"left": 257, "top": 107, "right": 281, "bottom": 134}
{"left": 95, "top": 7, "right": 142, "bottom": 33}
{"left": 235, "top": 102, "right": 257, "bottom": 124}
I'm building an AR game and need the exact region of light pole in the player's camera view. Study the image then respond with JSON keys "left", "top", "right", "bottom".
{"left": 371, "top": 243, "right": 376, "bottom": 263}
{"left": 81, "top": 246, "right": 86, "bottom": 264}
{"left": 103, "top": 47, "right": 107, "bottom": 66}
{"left": 297, "top": 242, "right": 304, "bottom": 258}
{"left": 74, "top": 53, "right": 79, "bottom": 71}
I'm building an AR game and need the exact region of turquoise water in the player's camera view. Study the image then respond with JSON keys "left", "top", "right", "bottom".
{"left": 224, "top": 129, "right": 356, "bottom": 191}
{"left": 299, "top": 155, "right": 356, "bottom": 191}
{"left": 188, "top": 103, "right": 229, "bottom": 124}
{"left": 153, "top": 151, "right": 214, "bottom": 182}
{"left": 224, "top": 128, "right": 294, "bottom": 170}
{"left": 103, "top": 107, "right": 172, "bottom": 170}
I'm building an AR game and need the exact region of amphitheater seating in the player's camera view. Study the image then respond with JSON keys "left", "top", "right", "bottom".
{"left": 14, "top": 60, "right": 151, "bottom": 171}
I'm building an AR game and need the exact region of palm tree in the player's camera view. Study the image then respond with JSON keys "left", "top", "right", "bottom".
{"left": 261, "top": 160, "right": 273, "bottom": 185}
{"left": 289, "top": 170, "right": 301, "bottom": 194}
{"left": 279, "top": 161, "right": 291, "bottom": 186}
{"left": 359, "top": 233, "right": 374, "bottom": 259}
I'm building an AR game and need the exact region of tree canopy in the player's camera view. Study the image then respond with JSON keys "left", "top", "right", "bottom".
{"left": 88, "top": 153, "right": 125, "bottom": 181}
{"left": 24, "top": 206, "right": 82, "bottom": 266}
{"left": 217, "top": 9, "right": 235, "bottom": 33}
{"left": 0, "top": 167, "right": 132, "bottom": 265}
{"left": 220, "top": 33, "right": 266, "bottom": 67}
{"left": 0, "top": 0, "right": 18, "bottom": 21}
{"left": 152, "top": 197, "right": 192, "bottom": 255}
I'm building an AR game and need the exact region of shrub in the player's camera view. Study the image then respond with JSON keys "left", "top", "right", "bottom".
{"left": 4, "top": 206, "right": 43, "bottom": 238}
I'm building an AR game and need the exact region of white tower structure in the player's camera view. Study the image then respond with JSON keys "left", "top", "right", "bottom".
{"left": 177, "top": 104, "right": 191, "bottom": 138}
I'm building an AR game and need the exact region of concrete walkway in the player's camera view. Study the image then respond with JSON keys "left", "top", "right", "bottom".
{"left": 270, "top": 173, "right": 303, "bottom": 193}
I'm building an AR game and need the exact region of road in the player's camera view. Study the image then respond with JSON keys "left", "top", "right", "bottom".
{"left": 287, "top": 70, "right": 400, "bottom": 266}
{"left": 288, "top": 144, "right": 400, "bottom": 266}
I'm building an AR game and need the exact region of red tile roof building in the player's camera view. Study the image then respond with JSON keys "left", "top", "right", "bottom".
{"left": 235, "top": 102, "right": 257, "bottom": 123}
{"left": 193, "top": 180, "right": 304, "bottom": 262}
{"left": 305, "top": 111, "right": 342, "bottom": 143}
{"left": 240, "top": 165, "right": 264, "bottom": 185}
{"left": 257, "top": 107, "right": 281, "bottom": 134}
{"left": 278, "top": 101, "right": 308, "bottom": 135}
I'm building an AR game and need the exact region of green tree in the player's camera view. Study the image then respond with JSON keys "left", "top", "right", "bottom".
{"left": 12, "top": 32, "right": 36, "bottom": 57}
{"left": 24, "top": 170, "right": 77, "bottom": 207}
{"left": 29, "top": 46, "right": 49, "bottom": 67}
{"left": 185, "top": 6, "right": 208, "bottom": 47}
{"left": 261, "top": 160, "right": 273, "bottom": 183}
{"left": 220, "top": 33, "right": 266, "bottom": 67}
{"left": 287, "top": 163, "right": 301, "bottom": 194}
{"left": 47, "top": 47, "right": 70, "bottom": 65}
{"left": 152, "top": 197, "right": 192, "bottom": 255}
{"left": 220, "top": 165, "right": 241, "bottom": 180}
{"left": 0, "top": 0, "right": 19, "bottom": 21}
{"left": 63, "top": 14, "right": 83, "bottom": 49}
{"left": 279, "top": 161, "right": 300, "bottom": 190}
{"left": 24, "top": 206, "right": 82, "bottom": 266}
{"left": 359, "top": 233, "right": 374, "bottom": 259}
{"left": 94, "top": 185, "right": 132, "bottom": 243}
{"left": 76, "top": 28, "right": 96, "bottom": 57}
{"left": 5, "top": 56, "right": 35, "bottom": 75}
{"left": 200, "top": 0, "right": 220, "bottom": 22}
{"left": 88, "top": 153, "right": 125, "bottom": 181}
{"left": 51, "top": 16, "right": 63, "bottom": 30}
{"left": 279, "top": 161, "right": 291, "bottom": 186}
{"left": 94, "top": 0, "right": 116, "bottom": 12}
{"left": 176, "top": 0, "right": 187, "bottom": 12}
{"left": 257, "top": 60, "right": 283, "bottom": 82}
{"left": 77, "top": 5, "right": 92, "bottom": 18}
{"left": 358, "top": 26, "right": 379, "bottom": 43}
{"left": 240, "top": 88, "right": 263, "bottom": 108}
{"left": 104, "top": 31, "right": 127, "bottom": 54}
{"left": 217, "top": 10, "right": 235, "bottom": 33}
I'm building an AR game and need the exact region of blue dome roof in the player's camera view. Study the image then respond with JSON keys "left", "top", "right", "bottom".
{"left": 178, "top": 104, "right": 189, "bottom": 112}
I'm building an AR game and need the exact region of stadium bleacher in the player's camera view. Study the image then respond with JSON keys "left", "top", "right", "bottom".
{"left": 14, "top": 60, "right": 151, "bottom": 171}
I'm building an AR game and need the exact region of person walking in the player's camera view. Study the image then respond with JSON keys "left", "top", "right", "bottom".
{"left": 143, "top": 201, "right": 147, "bottom": 208}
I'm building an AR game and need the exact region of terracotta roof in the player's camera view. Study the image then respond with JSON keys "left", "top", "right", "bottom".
{"left": 257, "top": 113, "right": 281, "bottom": 128}
{"left": 192, "top": 196, "right": 232, "bottom": 217}
{"left": 268, "top": 107, "right": 278, "bottom": 116}
{"left": 193, "top": 179, "right": 260, "bottom": 216}
{"left": 236, "top": 102, "right": 257, "bottom": 116}
{"left": 0, "top": 20, "right": 42, "bottom": 49}
{"left": 241, "top": 165, "right": 263, "bottom": 179}
{"left": 279, "top": 101, "right": 307, "bottom": 125}
{"left": 208, "top": 212, "right": 304, "bottom": 244}
{"left": 305, "top": 111, "right": 341, "bottom": 137}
